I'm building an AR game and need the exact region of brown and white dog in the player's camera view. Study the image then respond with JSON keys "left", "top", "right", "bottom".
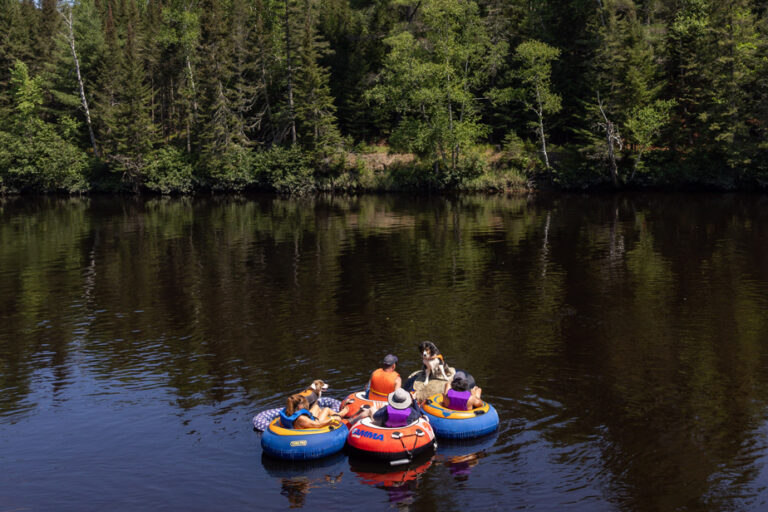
{"left": 298, "top": 379, "right": 328, "bottom": 410}
{"left": 419, "top": 341, "right": 450, "bottom": 385}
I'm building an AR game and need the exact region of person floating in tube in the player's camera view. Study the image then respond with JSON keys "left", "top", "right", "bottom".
{"left": 371, "top": 388, "right": 421, "bottom": 428}
{"left": 367, "top": 354, "right": 402, "bottom": 400}
{"left": 442, "top": 370, "right": 483, "bottom": 411}
{"left": 279, "top": 394, "right": 348, "bottom": 429}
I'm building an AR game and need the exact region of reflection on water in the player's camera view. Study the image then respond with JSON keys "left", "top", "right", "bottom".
{"left": 263, "top": 453, "right": 346, "bottom": 508}
{"left": 436, "top": 433, "right": 498, "bottom": 482}
{"left": 350, "top": 458, "right": 433, "bottom": 508}
{"left": 2, "top": 193, "right": 768, "bottom": 510}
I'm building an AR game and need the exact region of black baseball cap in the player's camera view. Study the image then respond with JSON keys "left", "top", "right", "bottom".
{"left": 382, "top": 354, "right": 398, "bottom": 366}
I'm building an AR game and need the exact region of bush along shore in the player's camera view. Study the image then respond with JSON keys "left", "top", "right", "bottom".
{"left": 2, "top": 0, "right": 768, "bottom": 195}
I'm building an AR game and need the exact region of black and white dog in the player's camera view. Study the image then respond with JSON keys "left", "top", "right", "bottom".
{"left": 418, "top": 341, "right": 450, "bottom": 385}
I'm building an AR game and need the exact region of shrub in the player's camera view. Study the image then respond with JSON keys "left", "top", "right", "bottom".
{"left": 144, "top": 146, "right": 194, "bottom": 194}
{"left": 253, "top": 146, "right": 315, "bottom": 194}
{"left": 0, "top": 126, "right": 89, "bottom": 194}
{"left": 200, "top": 145, "right": 256, "bottom": 192}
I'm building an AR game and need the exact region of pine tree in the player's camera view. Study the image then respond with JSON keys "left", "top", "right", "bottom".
{"left": 157, "top": 0, "right": 201, "bottom": 151}
{"left": 0, "top": 0, "right": 36, "bottom": 114}
{"left": 94, "top": 2, "right": 124, "bottom": 156}
{"left": 293, "top": 0, "right": 340, "bottom": 152}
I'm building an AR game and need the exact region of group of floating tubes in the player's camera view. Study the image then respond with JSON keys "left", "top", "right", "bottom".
{"left": 257, "top": 388, "right": 500, "bottom": 462}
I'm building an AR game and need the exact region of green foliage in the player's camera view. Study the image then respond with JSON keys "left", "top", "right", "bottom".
{"left": 292, "top": 0, "right": 341, "bottom": 151}
{"left": 366, "top": 0, "right": 503, "bottom": 185}
{"left": 514, "top": 41, "right": 562, "bottom": 117}
{"left": 201, "top": 144, "right": 256, "bottom": 192}
{"left": 144, "top": 146, "right": 194, "bottom": 194}
{"left": 253, "top": 146, "right": 315, "bottom": 194}
{"left": 0, "top": 125, "right": 89, "bottom": 193}
{"left": 501, "top": 130, "right": 538, "bottom": 175}
{"left": 625, "top": 99, "right": 676, "bottom": 173}
{"left": 0, "top": 60, "right": 89, "bottom": 193}
{"left": 2, "top": 0, "right": 768, "bottom": 193}
{"left": 498, "top": 40, "right": 562, "bottom": 172}
{"left": 9, "top": 60, "right": 42, "bottom": 130}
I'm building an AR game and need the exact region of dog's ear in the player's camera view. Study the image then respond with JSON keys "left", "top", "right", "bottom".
{"left": 310, "top": 382, "right": 318, "bottom": 391}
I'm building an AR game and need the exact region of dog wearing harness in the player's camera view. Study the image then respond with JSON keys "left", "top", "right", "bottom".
{"left": 419, "top": 341, "right": 450, "bottom": 385}
{"left": 298, "top": 379, "right": 328, "bottom": 410}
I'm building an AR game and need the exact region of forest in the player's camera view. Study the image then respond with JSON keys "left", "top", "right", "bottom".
{"left": 1, "top": 0, "right": 768, "bottom": 194}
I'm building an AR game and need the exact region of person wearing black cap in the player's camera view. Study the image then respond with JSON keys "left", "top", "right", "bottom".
{"left": 443, "top": 370, "right": 483, "bottom": 411}
{"left": 367, "top": 354, "right": 402, "bottom": 400}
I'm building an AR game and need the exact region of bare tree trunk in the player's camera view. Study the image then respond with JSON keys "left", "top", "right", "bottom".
{"left": 606, "top": 124, "right": 618, "bottom": 187}
{"left": 285, "top": 0, "right": 297, "bottom": 145}
{"left": 61, "top": 8, "right": 99, "bottom": 157}
{"left": 597, "top": 92, "right": 622, "bottom": 188}
{"left": 260, "top": 56, "right": 273, "bottom": 140}
{"left": 186, "top": 56, "right": 199, "bottom": 115}
{"left": 535, "top": 83, "right": 550, "bottom": 171}
{"left": 448, "top": 92, "right": 455, "bottom": 173}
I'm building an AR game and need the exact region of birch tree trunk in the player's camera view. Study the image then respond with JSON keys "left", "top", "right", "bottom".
{"left": 535, "top": 83, "right": 551, "bottom": 171}
{"left": 61, "top": 8, "right": 99, "bottom": 157}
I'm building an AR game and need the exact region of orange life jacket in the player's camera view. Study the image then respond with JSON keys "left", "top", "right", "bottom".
{"left": 369, "top": 368, "right": 400, "bottom": 399}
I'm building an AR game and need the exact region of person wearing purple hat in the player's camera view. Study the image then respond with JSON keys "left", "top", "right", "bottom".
{"left": 367, "top": 354, "right": 402, "bottom": 400}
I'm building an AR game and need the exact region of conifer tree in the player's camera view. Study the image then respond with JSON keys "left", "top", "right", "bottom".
{"left": 293, "top": 0, "right": 340, "bottom": 151}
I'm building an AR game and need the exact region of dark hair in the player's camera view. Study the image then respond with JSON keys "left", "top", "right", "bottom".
{"left": 451, "top": 376, "right": 470, "bottom": 392}
{"left": 286, "top": 394, "right": 308, "bottom": 415}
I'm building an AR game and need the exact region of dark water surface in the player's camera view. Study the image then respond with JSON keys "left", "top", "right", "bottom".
{"left": 3, "top": 194, "right": 768, "bottom": 511}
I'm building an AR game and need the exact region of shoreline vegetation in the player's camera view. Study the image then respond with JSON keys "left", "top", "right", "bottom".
{"left": 2, "top": 0, "right": 768, "bottom": 196}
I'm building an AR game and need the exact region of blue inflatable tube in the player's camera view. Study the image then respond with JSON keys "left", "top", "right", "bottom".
{"left": 253, "top": 397, "right": 342, "bottom": 432}
{"left": 261, "top": 418, "right": 348, "bottom": 461}
{"left": 421, "top": 394, "right": 499, "bottom": 440}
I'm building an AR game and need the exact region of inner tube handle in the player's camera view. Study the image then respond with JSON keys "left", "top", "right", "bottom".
{"left": 391, "top": 432, "right": 402, "bottom": 439}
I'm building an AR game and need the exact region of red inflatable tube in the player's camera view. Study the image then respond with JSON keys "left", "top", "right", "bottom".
{"left": 340, "top": 391, "right": 387, "bottom": 419}
{"left": 347, "top": 417, "right": 437, "bottom": 465}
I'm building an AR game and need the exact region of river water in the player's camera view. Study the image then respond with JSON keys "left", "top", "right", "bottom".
{"left": 2, "top": 194, "right": 768, "bottom": 511}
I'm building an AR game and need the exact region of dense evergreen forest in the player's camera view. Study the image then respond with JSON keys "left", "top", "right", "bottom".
{"left": 1, "top": 0, "right": 768, "bottom": 194}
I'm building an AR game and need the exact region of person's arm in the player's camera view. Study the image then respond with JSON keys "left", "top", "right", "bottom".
{"left": 409, "top": 402, "right": 421, "bottom": 422}
{"left": 443, "top": 381, "right": 451, "bottom": 394}
{"left": 395, "top": 375, "right": 402, "bottom": 390}
{"left": 371, "top": 407, "right": 387, "bottom": 427}
{"left": 467, "top": 387, "right": 483, "bottom": 409}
